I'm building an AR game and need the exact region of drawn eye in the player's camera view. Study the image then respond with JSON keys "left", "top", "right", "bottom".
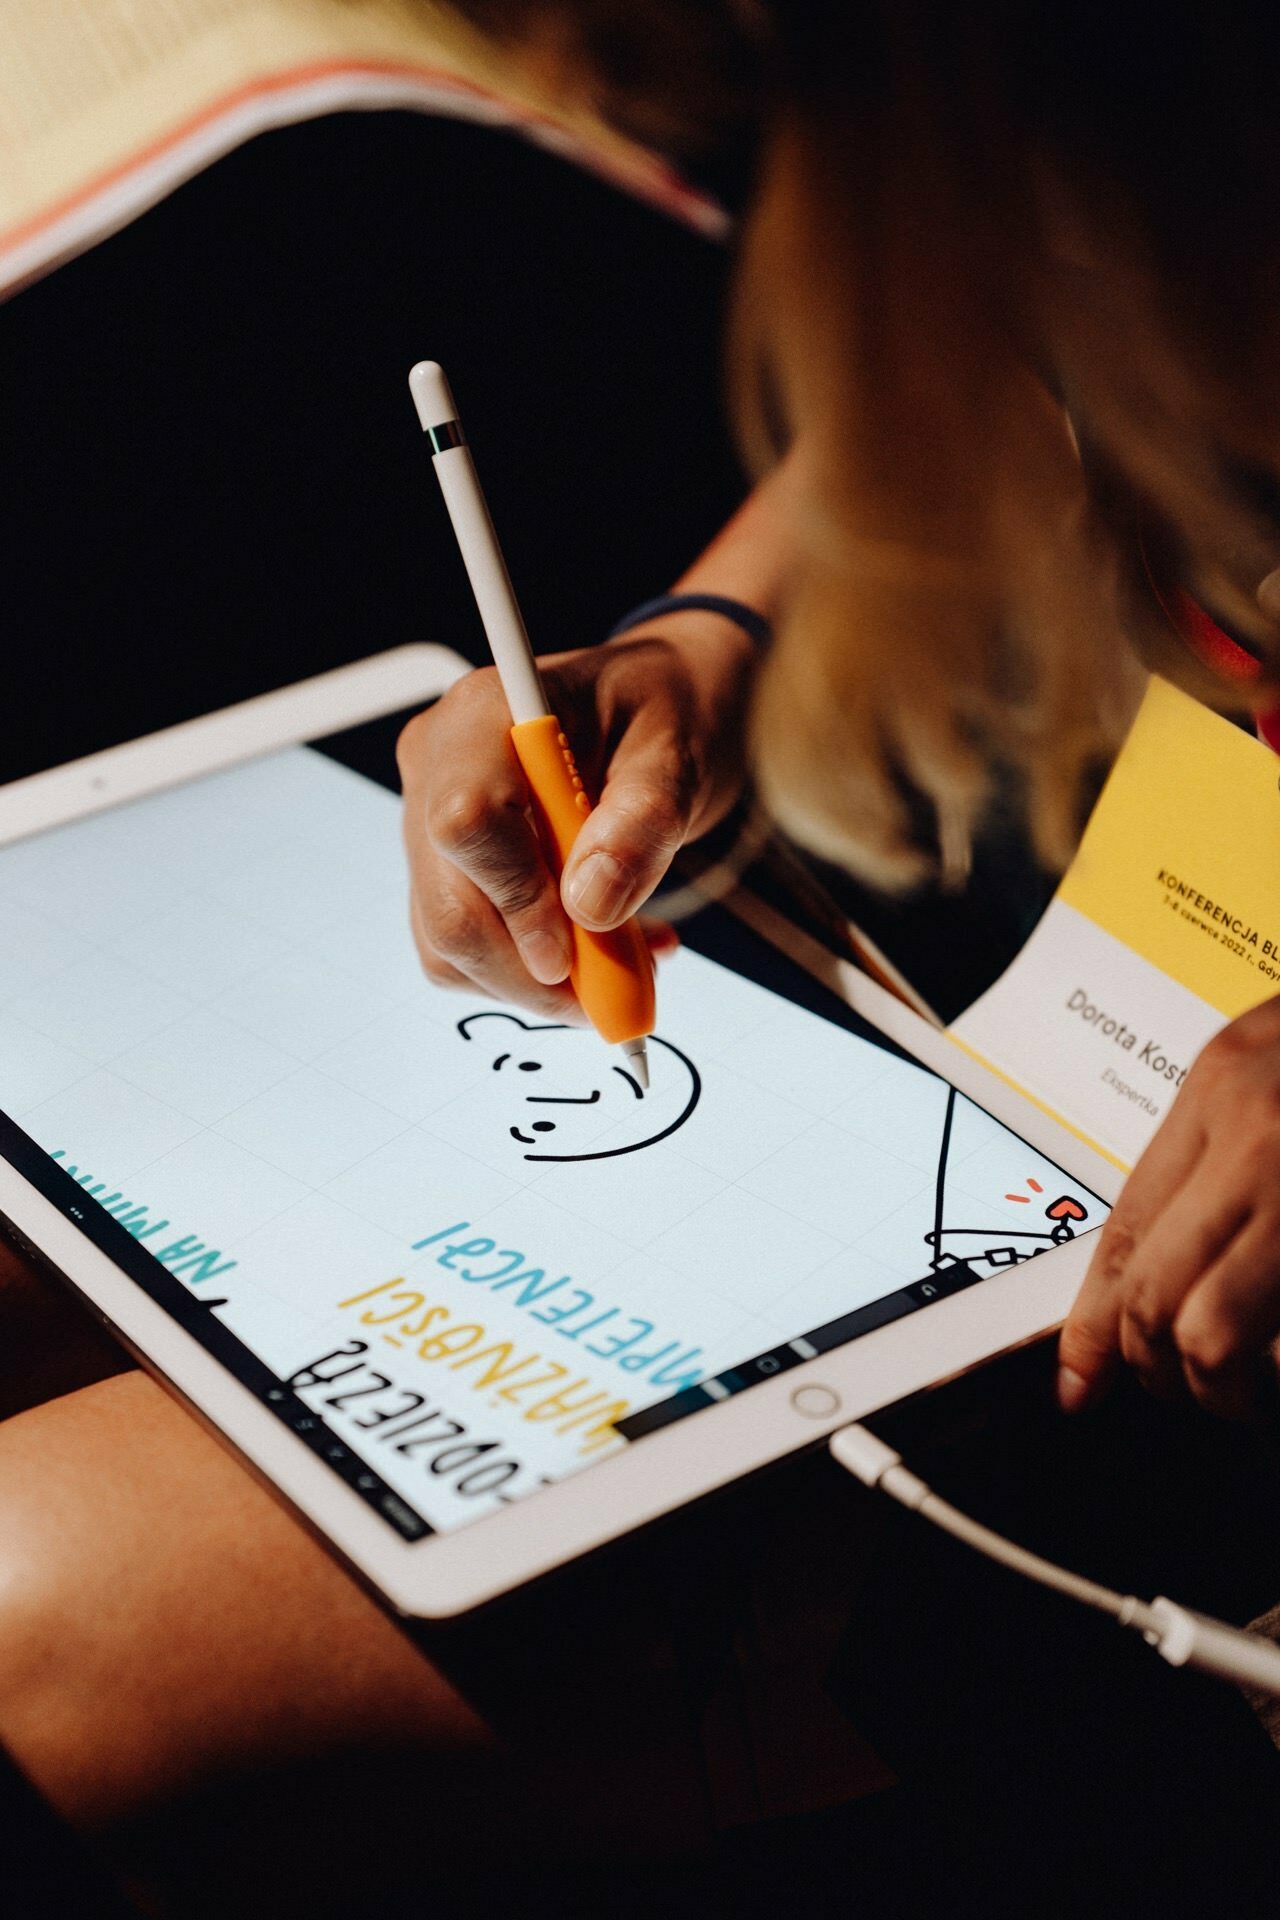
{"left": 532, "top": 1120, "right": 555, "bottom": 1132}
{"left": 518, "top": 1061, "right": 542, "bottom": 1072}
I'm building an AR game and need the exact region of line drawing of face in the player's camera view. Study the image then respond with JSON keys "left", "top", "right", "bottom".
{"left": 455, "top": 1012, "right": 701, "bottom": 1163}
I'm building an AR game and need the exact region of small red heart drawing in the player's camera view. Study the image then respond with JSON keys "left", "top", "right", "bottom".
{"left": 1047, "top": 1196, "right": 1087, "bottom": 1221}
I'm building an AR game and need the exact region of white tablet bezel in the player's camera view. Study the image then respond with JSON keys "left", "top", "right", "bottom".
{"left": 0, "top": 648, "right": 1121, "bottom": 1618}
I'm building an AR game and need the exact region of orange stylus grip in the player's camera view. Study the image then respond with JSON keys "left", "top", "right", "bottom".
{"left": 510, "top": 714, "right": 655, "bottom": 1045}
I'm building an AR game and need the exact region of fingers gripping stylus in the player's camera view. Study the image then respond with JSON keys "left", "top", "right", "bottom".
{"left": 408, "top": 361, "right": 654, "bottom": 1084}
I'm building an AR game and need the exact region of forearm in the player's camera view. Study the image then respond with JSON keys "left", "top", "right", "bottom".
{"left": 668, "top": 443, "right": 800, "bottom": 619}
{"left": 603, "top": 446, "right": 799, "bottom": 735}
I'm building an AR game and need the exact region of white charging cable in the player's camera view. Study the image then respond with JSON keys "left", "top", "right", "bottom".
{"left": 830, "top": 1423, "right": 1280, "bottom": 1697}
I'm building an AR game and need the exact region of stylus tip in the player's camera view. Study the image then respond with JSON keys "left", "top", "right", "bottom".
{"left": 621, "top": 1038, "right": 650, "bottom": 1091}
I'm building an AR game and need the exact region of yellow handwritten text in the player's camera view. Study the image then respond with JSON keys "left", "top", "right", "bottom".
{"left": 337, "top": 1277, "right": 628, "bottom": 1455}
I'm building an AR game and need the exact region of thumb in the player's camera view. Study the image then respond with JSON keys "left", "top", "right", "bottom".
{"left": 561, "top": 752, "right": 693, "bottom": 932}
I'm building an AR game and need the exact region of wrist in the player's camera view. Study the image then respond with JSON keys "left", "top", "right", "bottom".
{"left": 606, "top": 590, "right": 767, "bottom": 711}
{"left": 608, "top": 590, "right": 773, "bottom": 651}
{"left": 605, "top": 603, "right": 756, "bottom": 718}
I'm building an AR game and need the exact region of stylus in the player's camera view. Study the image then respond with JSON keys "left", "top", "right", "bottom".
{"left": 831, "top": 1423, "right": 1280, "bottom": 1697}
{"left": 408, "top": 360, "right": 654, "bottom": 1088}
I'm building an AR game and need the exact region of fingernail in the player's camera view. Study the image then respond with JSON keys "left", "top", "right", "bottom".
{"left": 565, "top": 852, "right": 632, "bottom": 927}
{"left": 518, "top": 929, "right": 571, "bottom": 985}
{"left": 1056, "top": 1366, "right": 1091, "bottom": 1413}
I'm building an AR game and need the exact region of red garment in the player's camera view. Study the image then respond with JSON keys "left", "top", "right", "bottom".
{"left": 1147, "top": 570, "right": 1280, "bottom": 753}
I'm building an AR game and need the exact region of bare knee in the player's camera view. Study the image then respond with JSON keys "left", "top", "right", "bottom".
{"left": 0, "top": 1373, "right": 489, "bottom": 1827}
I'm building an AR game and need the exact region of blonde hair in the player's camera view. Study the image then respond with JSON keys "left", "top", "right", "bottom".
{"left": 452, "top": 0, "right": 1280, "bottom": 885}
{"left": 732, "top": 40, "right": 1280, "bottom": 887}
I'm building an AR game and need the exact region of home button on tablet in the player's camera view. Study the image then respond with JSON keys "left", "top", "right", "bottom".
{"left": 791, "top": 1383, "right": 841, "bottom": 1419}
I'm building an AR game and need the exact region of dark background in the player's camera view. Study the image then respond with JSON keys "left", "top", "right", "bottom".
{"left": 1, "top": 111, "right": 743, "bottom": 777}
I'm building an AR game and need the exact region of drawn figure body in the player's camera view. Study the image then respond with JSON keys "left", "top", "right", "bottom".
{"left": 456, "top": 1012, "right": 701, "bottom": 1164}
{"left": 923, "top": 1085, "right": 1096, "bottom": 1280}
{"left": 926, "top": 1195, "right": 1090, "bottom": 1278}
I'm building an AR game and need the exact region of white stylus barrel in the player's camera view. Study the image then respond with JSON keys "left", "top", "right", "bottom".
{"left": 408, "top": 361, "right": 547, "bottom": 726}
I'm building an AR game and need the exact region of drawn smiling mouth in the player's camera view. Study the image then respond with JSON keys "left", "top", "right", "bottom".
{"left": 458, "top": 1012, "right": 700, "bottom": 1163}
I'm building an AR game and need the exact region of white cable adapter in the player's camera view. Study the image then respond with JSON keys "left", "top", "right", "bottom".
{"left": 829, "top": 1423, "right": 1280, "bottom": 1698}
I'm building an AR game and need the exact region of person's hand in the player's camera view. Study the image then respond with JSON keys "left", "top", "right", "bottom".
{"left": 1058, "top": 995, "right": 1280, "bottom": 1421}
{"left": 396, "top": 616, "right": 755, "bottom": 1019}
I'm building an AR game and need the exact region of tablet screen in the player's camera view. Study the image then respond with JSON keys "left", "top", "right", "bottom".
{"left": 0, "top": 738, "right": 1105, "bottom": 1539}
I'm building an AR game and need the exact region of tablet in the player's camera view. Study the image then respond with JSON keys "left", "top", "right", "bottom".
{"left": 0, "top": 646, "right": 1117, "bottom": 1617}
